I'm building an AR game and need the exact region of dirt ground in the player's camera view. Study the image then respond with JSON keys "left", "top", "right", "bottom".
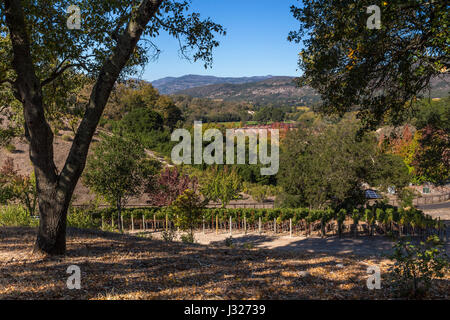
{"left": 137, "top": 204, "right": 450, "bottom": 257}
{"left": 0, "top": 227, "right": 449, "bottom": 300}
{"left": 147, "top": 230, "right": 399, "bottom": 257}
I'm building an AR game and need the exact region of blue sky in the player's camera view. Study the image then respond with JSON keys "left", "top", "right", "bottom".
{"left": 143, "top": 0, "right": 303, "bottom": 81}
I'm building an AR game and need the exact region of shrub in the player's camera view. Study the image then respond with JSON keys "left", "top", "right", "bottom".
{"left": 181, "top": 233, "right": 195, "bottom": 244}
{"left": 5, "top": 144, "right": 16, "bottom": 153}
{"left": 225, "top": 236, "right": 234, "bottom": 248}
{"left": 62, "top": 134, "right": 72, "bottom": 142}
{"left": 67, "top": 209, "right": 99, "bottom": 229}
{"left": 0, "top": 205, "right": 38, "bottom": 227}
{"left": 389, "top": 235, "right": 449, "bottom": 299}
{"left": 162, "top": 228, "right": 177, "bottom": 242}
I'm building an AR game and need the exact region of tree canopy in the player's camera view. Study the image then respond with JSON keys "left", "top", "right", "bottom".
{"left": 278, "top": 118, "right": 377, "bottom": 209}
{"left": 289, "top": 0, "right": 449, "bottom": 129}
{"left": 0, "top": 0, "right": 224, "bottom": 254}
{"left": 83, "top": 134, "right": 160, "bottom": 230}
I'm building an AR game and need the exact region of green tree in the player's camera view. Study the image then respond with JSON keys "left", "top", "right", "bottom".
{"left": 0, "top": 0, "right": 224, "bottom": 254}
{"left": 155, "top": 95, "right": 184, "bottom": 129}
{"left": 412, "top": 125, "right": 450, "bottom": 184}
{"left": 199, "top": 166, "right": 242, "bottom": 208}
{"left": 367, "top": 153, "right": 411, "bottom": 193}
{"left": 278, "top": 118, "right": 376, "bottom": 209}
{"left": 171, "top": 189, "right": 204, "bottom": 242}
{"left": 118, "top": 107, "right": 164, "bottom": 135}
{"left": 83, "top": 134, "right": 160, "bottom": 232}
{"left": 289, "top": 0, "right": 449, "bottom": 128}
{"left": 389, "top": 235, "right": 449, "bottom": 299}
{"left": 246, "top": 184, "right": 279, "bottom": 204}
{"left": 253, "top": 106, "right": 285, "bottom": 122}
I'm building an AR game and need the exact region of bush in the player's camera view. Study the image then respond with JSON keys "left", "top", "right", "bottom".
{"left": 389, "top": 235, "right": 449, "bottom": 299}
{"left": 5, "top": 144, "right": 16, "bottom": 153}
{"left": 181, "top": 233, "right": 195, "bottom": 244}
{"left": 162, "top": 228, "right": 177, "bottom": 242}
{"left": 225, "top": 236, "right": 234, "bottom": 248}
{"left": 62, "top": 134, "right": 72, "bottom": 142}
{"left": 67, "top": 209, "right": 99, "bottom": 229}
{"left": 0, "top": 205, "right": 38, "bottom": 227}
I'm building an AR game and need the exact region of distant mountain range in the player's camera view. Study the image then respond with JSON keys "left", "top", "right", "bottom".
{"left": 174, "top": 76, "right": 321, "bottom": 106}
{"left": 152, "top": 74, "right": 274, "bottom": 94}
{"left": 151, "top": 74, "right": 449, "bottom": 106}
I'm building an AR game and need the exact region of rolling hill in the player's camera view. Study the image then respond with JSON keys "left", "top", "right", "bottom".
{"left": 152, "top": 74, "right": 273, "bottom": 94}
{"left": 171, "top": 74, "right": 450, "bottom": 107}
{"left": 173, "top": 76, "right": 320, "bottom": 106}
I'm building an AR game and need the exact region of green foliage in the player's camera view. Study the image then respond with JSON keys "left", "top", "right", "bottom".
{"left": 289, "top": 0, "right": 449, "bottom": 129}
{"left": 278, "top": 118, "right": 375, "bottom": 209}
{"left": 367, "top": 153, "right": 411, "bottom": 192}
{"left": 173, "top": 95, "right": 253, "bottom": 124}
{"left": 199, "top": 166, "right": 242, "bottom": 208}
{"left": 412, "top": 125, "right": 450, "bottom": 184}
{"left": 162, "top": 228, "right": 177, "bottom": 242}
{"left": 67, "top": 209, "right": 99, "bottom": 229}
{"left": 0, "top": 127, "right": 17, "bottom": 148}
{"left": 180, "top": 232, "right": 195, "bottom": 244}
{"left": 253, "top": 106, "right": 285, "bottom": 122}
{"left": 64, "top": 202, "right": 442, "bottom": 239}
{"left": 397, "top": 188, "right": 418, "bottom": 208}
{"left": 389, "top": 235, "right": 449, "bottom": 299}
{"left": 0, "top": 1, "right": 225, "bottom": 97}
{"left": 5, "top": 144, "right": 15, "bottom": 153}
{"left": 0, "top": 205, "right": 38, "bottom": 227}
{"left": 117, "top": 107, "right": 164, "bottom": 135}
{"left": 172, "top": 189, "right": 204, "bottom": 240}
{"left": 245, "top": 183, "right": 279, "bottom": 203}
{"left": 411, "top": 97, "right": 450, "bottom": 132}
{"left": 83, "top": 134, "right": 160, "bottom": 230}
{"left": 0, "top": 158, "right": 38, "bottom": 215}
{"left": 61, "top": 134, "right": 72, "bottom": 142}
{"left": 225, "top": 236, "right": 234, "bottom": 248}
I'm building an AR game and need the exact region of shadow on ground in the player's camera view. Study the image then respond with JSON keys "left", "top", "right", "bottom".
{"left": 0, "top": 227, "right": 448, "bottom": 300}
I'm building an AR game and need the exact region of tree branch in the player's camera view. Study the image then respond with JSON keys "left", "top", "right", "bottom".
{"left": 4, "top": 0, "right": 58, "bottom": 186}
{"left": 59, "top": 0, "right": 164, "bottom": 197}
{"left": 0, "top": 78, "right": 14, "bottom": 85}
{"left": 41, "top": 62, "right": 88, "bottom": 87}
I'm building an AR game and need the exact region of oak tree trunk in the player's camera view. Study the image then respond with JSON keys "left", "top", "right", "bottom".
{"left": 4, "top": 0, "right": 164, "bottom": 255}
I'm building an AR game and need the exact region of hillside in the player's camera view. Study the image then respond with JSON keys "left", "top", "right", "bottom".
{"left": 172, "top": 74, "right": 450, "bottom": 107}
{"left": 173, "top": 76, "right": 320, "bottom": 106}
{"left": 152, "top": 74, "right": 273, "bottom": 94}
{"left": 428, "top": 75, "right": 450, "bottom": 98}
{"left": 0, "top": 130, "right": 159, "bottom": 207}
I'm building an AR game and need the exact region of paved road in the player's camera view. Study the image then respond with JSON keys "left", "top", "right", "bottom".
{"left": 418, "top": 201, "right": 450, "bottom": 211}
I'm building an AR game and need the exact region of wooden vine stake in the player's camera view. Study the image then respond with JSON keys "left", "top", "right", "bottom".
{"left": 290, "top": 218, "right": 292, "bottom": 238}
{"left": 244, "top": 216, "right": 247, "bottom": 234}
{"left": 131, "top": 214, "right": 134, "bottom": 232}
{"left": 274, "top": 218, "right": 276, "bottom": 234}
{"left": 216, "top": 215, "right": 218, "bottom": 235}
